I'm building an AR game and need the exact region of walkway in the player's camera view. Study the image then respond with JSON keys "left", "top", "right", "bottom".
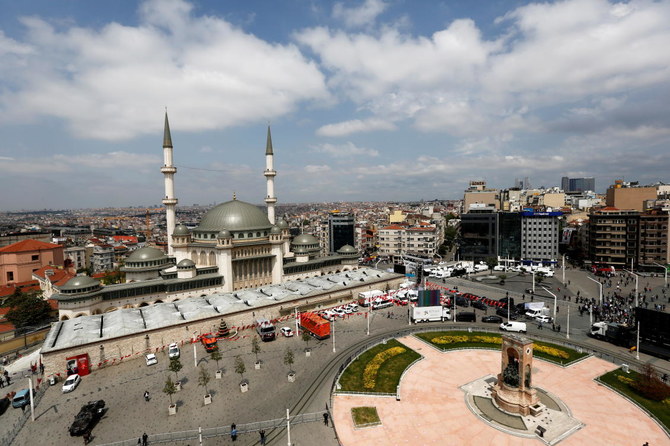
{"left": 332, "top": 335, "right": 668, "bottom": 446}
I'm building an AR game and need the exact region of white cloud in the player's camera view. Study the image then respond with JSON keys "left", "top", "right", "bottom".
{"left": 0, "top": 0, "right": 328, "bottom": 141}
{"left": 311, "top": 141, "right": 379, "bottom": 157}
{"left": 316, "top": 118, "right": 395, "bottom": 137}
{"left": 53, "top": 151, "right": 160, "bottom": 169}
{"left": 332, "top": 0, "right": 389, "bottom": 28}
{"left": 304, "top": 164, "right": 331, "bottom": 173}
{"left": 0, "top": 156, "right": 15, "bottom": 160}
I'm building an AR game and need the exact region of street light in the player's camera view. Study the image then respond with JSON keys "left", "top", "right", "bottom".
{"left": 562, "top": 254, "right": 566, "bottom": 285}
{"left": 652, "top": 262, "right": 668, "bottom": 287}
{"left": 587, "top": 276, "right": 603, "bottom": 305}
{"left": 542, "top": 286, "right": 557, "bottom": 321}
{"left": 623, "top": 269, "right": 639, "bottom": 307}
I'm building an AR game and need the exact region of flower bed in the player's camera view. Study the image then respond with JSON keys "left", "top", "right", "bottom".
{"left": 415, "top": 331, "right": 587, "bottom": 365}
{"left": 339, "top": 339, "right": 420, "bottom": 393}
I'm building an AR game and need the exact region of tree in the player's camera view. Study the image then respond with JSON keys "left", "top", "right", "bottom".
{"left": 234, "top": 355, "right": 246, "bottom": 379}
{"left": 302, "top": 329, "right": 311, "bottom": 351}
{"left": 631, "top": 363, "right": 670, "bottom": 401}
{"left": 251, "top": 336, "right": 261, "bottom": 363}
{"left": 485, "top": 257, "right": 497, "bottom": 272}
{"left": 210, "top": 350, "right": 222, "bottom": 370}
{"left": 163, "top": 376, "right": 177, "bottom": 406}
{"left": 168, "top": 357, "right": 183, "bottom": 382}
{"left": 198, "top": 365, "right": 211, "bottom": 396}
{"left": 3, "top": 292, "right": 52, "bottom": 329}
{"left": 536, "top": 272, "right": 545, "bottom": 285}
{"left": 284, "top": 347, "right": 294, "bottom": 373}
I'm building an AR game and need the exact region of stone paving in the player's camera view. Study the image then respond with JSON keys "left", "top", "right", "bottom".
{"left": 332, "top": 335, "right": 669, "bottom": 446}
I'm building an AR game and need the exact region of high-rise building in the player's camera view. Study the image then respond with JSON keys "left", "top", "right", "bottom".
{"left": 521, "top": 211, "right": 561, "bottom": 261}
{"left": 328, "top": 211, "right": 355, "bottom": 253}
{"left": 588, "top": 208, "right": 640, "bottom": 269}
{"left": 562, "top": 176, "right": 595, "bottom": 193}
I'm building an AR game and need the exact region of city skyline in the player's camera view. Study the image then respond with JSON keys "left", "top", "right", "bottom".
{"left": 1, "top": 0, "right": 670, "bottom": 210}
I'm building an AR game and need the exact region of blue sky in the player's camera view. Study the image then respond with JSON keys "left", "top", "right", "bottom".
{"left": 1, "top": 0, "right": 669, "bottom": 210}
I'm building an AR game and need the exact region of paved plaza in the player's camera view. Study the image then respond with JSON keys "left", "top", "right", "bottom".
{"left": 332, "top": 335, "right": 668, "bottom": 446}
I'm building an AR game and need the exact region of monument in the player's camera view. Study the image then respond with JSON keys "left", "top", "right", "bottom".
{"left": 491, "top": 334, "right": 544, "bottom": 416}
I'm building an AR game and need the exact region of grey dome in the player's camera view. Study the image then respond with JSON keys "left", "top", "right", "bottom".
{"left": 60, "top": 276, "right": 101, "bottom": 292}
{"left": 277, "top": 219, "right": 288, "bottom": 229}
{"left": 337, "top": 244, "right": 357, "bottom": 254}
{"left": 270, "top": 225, "right": 281, "bottom": 234}
{"left": 196, "top": 200, "right": 272, "bottom": 232}
{"left": 126, "top": 247, "right": 167, "bottom": 262}
{"left": 173, "top": 224, "right": 190, "bottom": 236}
{"left": 292, "top": 234, "right": 319, "bottom": 246}
{"left": 217, "top": 229, "right": 232, "bottom": 239}
{"left": 177, "top": 259, "right": 196, "bottom": 268}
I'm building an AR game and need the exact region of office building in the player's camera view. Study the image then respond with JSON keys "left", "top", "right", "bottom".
{"left": 328, "top": 211, "right": 355, "bottom": 254}
{"left": 521, "top": 211, "right": 561, "bottom": 261}
{"left": 562, "top": 177, "right": 595, "bottom": 193}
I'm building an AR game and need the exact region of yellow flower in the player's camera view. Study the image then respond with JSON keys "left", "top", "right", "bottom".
{"left": 362, "top": 347, "right": 406, "bottom": 389}
{"left": 617, "top": 375, "right": 635, "bottom": 386}
{"left": 534, "top": 345, "right": 569, "bottom": 359}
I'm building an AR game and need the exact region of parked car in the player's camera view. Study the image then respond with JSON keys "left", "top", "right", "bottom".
{"left": 280, "top": 326, "right": 294, "bottom": 337}
{"left": 482, "top": 315, "right": 503, "bottom": 323}
{"left": 496, "top": 308, "right": 519, "bottom": 320}
{"left": 345, "top": 303, "right": 359, "bottom": 312}
{"left": 62, "top": 373, "right": 81, "bottom": 393}
{"left": 11, "top": 389, "right": 33, "bottom": 409}
{"left": 455, "top": 296, "right": 470, "bottom": 307}
{"left": 168, "top": 343, "right": 180, "bottom": 359}
{"left": 331, "top": 307, "right": 346, "bottom": 318}
{"left": 500, "top": 322, "right": 527, "bottom": 333}
{"left": 455, "top": 311, "right": 476, "bottom": 322}
{"left": 145, "top": 353, "right": 158, "bottom": 366}
{"left": 0, "top": 397, "right": 10, "bottom": 416}
{"left": 69, "top": 400, "right": 106, "bottom": 436}
{"left": 536, "top": 315, "right": 553, "bottom": 324}
{"left": 471, "top": 300, "right": 488, "bottom": 311}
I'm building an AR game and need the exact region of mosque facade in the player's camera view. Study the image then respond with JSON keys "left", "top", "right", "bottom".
{"left": 54, "top": 114, "right": 359, "bottom": 320}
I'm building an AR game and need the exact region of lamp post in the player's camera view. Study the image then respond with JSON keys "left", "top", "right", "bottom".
{"left": 624, "top": 269, "right": 639, "bottom": 307}
{"left": 587, "top": 276, "right": 603, "bottom": 305}
{"left": 193, "top": 331, "right": 198, "bottom": 368}
{"left": 566, "top": 305, "right": 570, "bottom": 339}
{"left": 636, "top": 321, "right": 640, "bottom": 361}
{"left": 652, "top": 262, "right": 668, "bottom": 287}
{"left": 532, "top": 270, "right": 536, "bottom": 293}
{"left": 542, "top": 286, "right": 557, "bottom": 321}
{"left": 332, "top": 317, "right": 336, "bottom": 353}
{"left": 562, "top": 254, "right": 566, "bottom": 285}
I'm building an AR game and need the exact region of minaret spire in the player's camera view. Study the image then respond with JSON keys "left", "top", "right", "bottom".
{"left": 161, "top": 110, "right": 178, "bottom": 254}
{"left": 264, "top": 125, "right": 277, "bottom": 224}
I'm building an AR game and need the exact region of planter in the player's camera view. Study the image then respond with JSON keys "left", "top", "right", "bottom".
{"left": 175, "top": 381, "right": 182, "bottom": 391}
{"left": 203, "top": 394, "right": 212, "bottom": 405}
{"left": 287, "top": 372, "right": 296, "bottom": 383}
{"left": 168, "top": 404, "right": 177, "bottom": 415}
{"left": 255, "top": 361, "right": 261, "bottom": 370}
{"left": 215, "top": 370, "right": 223, "bottom": 379}
{"left": 240, "top": 380, "right": 249, "bottom": 393}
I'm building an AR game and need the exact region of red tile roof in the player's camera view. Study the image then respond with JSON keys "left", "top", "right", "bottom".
{"left": 113, "top": 235, "right": 138, "bottom": 244}
{"left": 32, "top": 266, "right": 75, "bottom": 286}
{"left": 0, "top": 239, "right": 62, "bottom": 253}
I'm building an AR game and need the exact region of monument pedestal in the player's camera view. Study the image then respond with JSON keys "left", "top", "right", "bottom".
{"left": 492, "top": 334, "right": 542, "bottom": 417}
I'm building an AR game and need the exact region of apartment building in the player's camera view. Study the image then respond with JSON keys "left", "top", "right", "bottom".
{"left": 521, "top": 211, "right": 561, "bottom": 261}
{"left": 378, "top": 224, "right": 439, "bottom": 257}
{"left": 638, "top": 208, "right": 670, "bottom": 266}
{"left": 0, "top": 239, "right": 64, "bottom": 286}
{"left": 588, "top": 208, "right": 640, "bottom": 269}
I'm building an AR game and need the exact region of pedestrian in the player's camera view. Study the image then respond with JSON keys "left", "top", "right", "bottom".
{"left": 142, "top": 432, "right": 148, "bottom": 446}
{"left": 4, "top": 370, "right": 10, "bottom": 385}
{"left": 137, "top": 438, "right": 141, "bottom": 445}
{"left": 39, "top": 363, "right": 44, "bottom": 375}
{"left": 323, "top": 412, "right": 329, "bottom": 426}
{"left": 230, "top": 424, "right": 237, "bottom": 442}
{"left": 144, "top": 390, "right": 150, "bottom": 402}
{"left": 0, "top": 376, "right": 4, "bottom": 388}
{"left": 83, "top": 430, "right": 91, "bottom": 445}
{"left": 259, "top": 429, "right": 266, "bottom": 445}
{"left": 557, "top": 325, "right": 561, "bottom": 333}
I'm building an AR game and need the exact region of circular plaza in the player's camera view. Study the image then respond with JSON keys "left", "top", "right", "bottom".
{"left": 331, "top": 334, "right": 668, "bottom": 446}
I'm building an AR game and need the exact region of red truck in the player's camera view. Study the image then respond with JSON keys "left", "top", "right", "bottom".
{"left": 299, "top": 313, "right": 331, "bottom": 340}
{"left": 200, "top": 334, "right": 218, "bottom": 352}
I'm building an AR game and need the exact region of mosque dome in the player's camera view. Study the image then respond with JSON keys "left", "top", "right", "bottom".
{"left": 270, "top": 226, "right": 281, "bottom": 235}
{"left": 126, "top": 247, "right": 167, "bottom": 263}
{"left": 60, "top": 276, "right": 101, "bottom": 294}
{"left": 277, "top": 219, "right": 288, "bottom": 229}
{"left": 173, "top": 224, "right": 190, "bottom": 236}
{"left": 292, "top": 234, "right": 319, "bottom": 246}
{"left": 217, "top": 229, "right": 233, "bottom": 239}
{"left": 177, "top": 259, "right": 196, "bottom": 268}
{"left": 196, "top": 200, "right": 272, "bottom": 232}
{"left": 337, "top": 244, "right": 357, "bottom": 255}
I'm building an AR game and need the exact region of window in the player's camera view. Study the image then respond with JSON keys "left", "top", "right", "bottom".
{"left": 32, "top": 254, "right": 39, "bottom": 261}
{"left": 7, "top": 272, "right": 14, "bottom": 281}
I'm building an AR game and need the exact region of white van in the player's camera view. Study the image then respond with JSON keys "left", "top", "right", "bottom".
{"left": 500, "top": 321, "right": 527, "bottom": 333}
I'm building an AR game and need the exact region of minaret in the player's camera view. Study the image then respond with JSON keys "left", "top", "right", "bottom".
{"left": 264, "top": 126, "right": 277, "bottom": 224}
{"left": 161, "top": 111, "right": 178, "bottom": 255}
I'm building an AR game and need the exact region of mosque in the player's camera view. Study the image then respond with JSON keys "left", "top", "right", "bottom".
{"left": 54, "top": 113, "right": 361, "bottom": 320}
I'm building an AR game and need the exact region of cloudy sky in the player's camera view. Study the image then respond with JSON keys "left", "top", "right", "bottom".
{"left": 1, "top": 0, "right": 669, "bottom": 210}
